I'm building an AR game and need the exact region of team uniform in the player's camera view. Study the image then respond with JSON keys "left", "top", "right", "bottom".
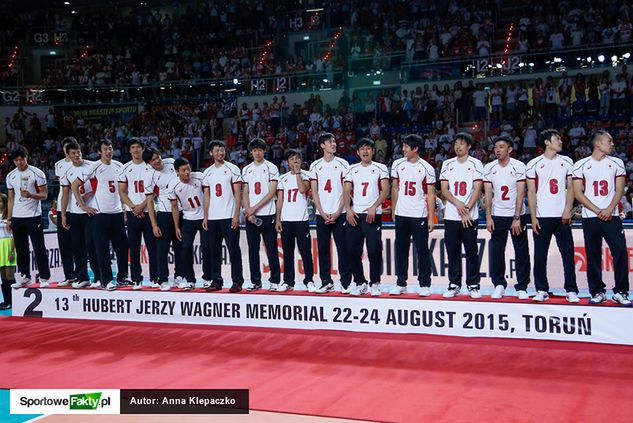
{"left": 60, "top": 160, "right": 101, "bottom": 285}
{"left": 169, "top": 172, "right": 209, "bottom": 287}
{"left": 54, "top": 158, "right": 75, "bottom": 282}
{"left": 202, "top": 161, "right": 244, "bottom": 288}
{"left": 483, "top": 158, "right": 531, "bottom": 291}
{"left": 344, "top": 162, "right": 389, "bottom": 291}
{"left": 242, "top": 160, "right": 281, "bottom": 288}
{"left": 78, "top": 160, "right": 129, "bottom": 288}
{"left": 277, "top": 170, "right": 313, "bottom": 289}
{"left": 391, "top": 157, "right": 436, "bottom": 290}
{"left": 439, "top": 156, "right": 484, "bottom": 291}
{"left": 525, "top": 154, "right": 578, "bottom": 294}
{"left": 572, "top": 156, "right": 629, "bottom": 297}
{"left": 144, "top": 158, "right": 184, "bottom": 285}
{"left": 119, "top": 160, "right": 157, "bottom": 285}
{"left": 7, "top": 165, "right": 51, "bottom": 285}
{"left": 309, "top": 156, "right": 351, "bottom": 290}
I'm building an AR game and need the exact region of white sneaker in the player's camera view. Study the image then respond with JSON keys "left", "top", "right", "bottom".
{"left": 516, "top": 290, "right": 530, "bottom": 300}
{"left": 178, "top": 281, "right": 193, "bottom": 290}
{"left": 277, "top": 283, "right": 293, "bottom": 292}
{"left": 202, "top": 280, "right": 212, "bottom": 289}
{"left": 389, "top": 285, "right": 406, "bottom": 295}
{"left": 370, "top": 284, "right": 382, "bottom": 296}
{"left": 491, "top": 285, "right": 505, "bottom": 299}
{"left": 105, "top": 281, "right": 117, "bottom": 291}
{"left": 151, "top": 282, "right": 160, "bottom": 289}
{"left": 57, "top": 280, "right": 73, "bottom": 287}
{"left": 11, "top": 280, "right": 27, "bottom": 289}
{"left": 133, "top": 282, "right": 143, "bottom": 290}
{"left": 468, "top": 287, "right": 482, "bottom": 299}
{"left": 589, "top": 292, "right": 607, "bottom": 304}
{"left": 175, "top": 276, "right": 185, "bottom": 285}
{"left": 72, "top": 280, "right": 90, "bottom": 289}
{"left": 340, "top": 285, "right": 353, "bottom": 294}
{"left": 89, "top": 281, "right": 102, "bottom": 289}
{"left": 443, "top": 284, "right": 461, "bottom": 298}
{"left": 269, "top": 283, "right": 279, "bottom": 292}
{"left": 26, "top": 278, "right": 37, "bottom": 287}
{"left": 160, "top": 282, "right": 171, "bottom": 291}
{"left": 533, "top": 291, "right": 549, "bottom": 302}
{"left": 306, "top": 282, "right": 317, "bottom": 293}
{"left": 566, "top": 292, "right": 580, "bottom": 303}
{"left": 316, "top": 283, "right": 334, "bottom": 294}
{"left": 419, "top": 286, "right": 432, "bottom": 297}
{"left": 39, "top": 279, "right": 50, "bottom": 288}
{"left": 350, "top": 283, "right": 368, "bottom": 296}
{"left": 612, "top": 292, "right": 632, "bottom": 306}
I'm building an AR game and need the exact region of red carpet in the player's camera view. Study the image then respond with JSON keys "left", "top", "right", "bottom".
{"left": 1, "top": 316, "right": 631, "bottom": 422}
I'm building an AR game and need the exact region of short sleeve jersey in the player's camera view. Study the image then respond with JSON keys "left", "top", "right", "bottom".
{"left": 344, "top": 162, "right": 389, "bottom": 214}
{"left": 525, "top": 154, "right": 573, "bottom": 217}
{"left": 439, "top": 156, "right": 484, "bottom": 221}
{"left": 241, "top": 160, "right": 279, "bottom": 216}
{"left": 390, "top": 157, "right": 436, "bottom": 218}
{"left": 483, "top": 158, "right": 527, "bottom": 217}
{"left": 6, "top": 165, "right": 47, "bottom": 218}
{"left": 572, "top": 156, "right": 626, "bottom": 218}
{"left": 277, "top": 170, "right": 310, "bottom": 221}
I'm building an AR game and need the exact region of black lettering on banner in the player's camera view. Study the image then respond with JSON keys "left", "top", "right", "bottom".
{"left": 333, "top": 307, "right": 353, "bottom": 323}
{"left": 359, "top": 308, "right": 380, "bottom": 324}
{"left": 522, "top": 314, "right": 592, "bottom": 336}
{"left": 23, "top": 288, "right": 43, "bottom": 317}
{"left": 55, "top": 297, "right": 69, "bottom": 311}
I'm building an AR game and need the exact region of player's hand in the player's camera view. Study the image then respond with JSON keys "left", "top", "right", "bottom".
{"left": 61, "top": 215, "right": 70, "bottom": 230}
{"left": 244, "top": 207, "right": 254, "bottom": 218}
{"left": 175, "top": 227, "right": 183, "bottom": 241}
{"left": 562, "top": 209, "right": 572, "bottom": 225}
{"left": 486, "top": 217, "right": 495, "bottom": 233}
{"left": 531, "top": 217, "right": 541, "bottom": 235}
{"left": 21, "top": 189, "right": 32, "bottom": 199}
{"left": 153, "top": 226, "right": 162, "bottom": 238}
{"left": 597, "top": 208, "right": 612, "bottom": 221}
{"left": 428, "top": 219, "right": 435, "bottom": 233}
{"left": 132, "top": 204, "right": 145, "bottom": 216}
{"left": 511, "top": 218, "right": 522, "bottom": 236}
{"left": 275, "top": 221, "right": 282, "bottom": 232}
{"left": 231, "top": 216, "right": 239, "bottom": 230}
{"left": 456, "top": 200, "right": 468, "bottom": 216}
{"left": 5, "top": 220, "right": 11, "bottom": 232}
{"left": 346, "top": 210, "right": 358, "bottom": 227}
{"left": 81, "top": 204, "right": 98, "bottom": 215}
{"left": 364, "top": 206, "right": 377, "bottom": 224}
{"left": 202, "top": 219, "right": 208, "bottom": 231}
{"left": 247, "top": 215, "right": 257, "bottom": 224}
{"left": 461, "top": 215, "right": 473, "bottom": 228}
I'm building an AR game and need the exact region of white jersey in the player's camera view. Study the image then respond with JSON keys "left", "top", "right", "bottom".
{"left": 439, "top": 156, "right": 484, "bottom": 221}
{"left": 60, "top": 160, "right": 95, "bottom": 214}
{"left": 55, "top": 158, "right": 73, "bottom": 211}
{"left": 79, "top": 160, "right": 124, "bottom": 214}
{"left": 6, "top": 165, "right": 47, "bottom": 218}
{"left": 483, "top": 158, "right": 527, "bottom": 217}
{"left": 525, "top": 154, "right": 574, "bottom": 217}
{"left": 572, "top": 156, "right": 626, "bottom": 218}
{"left": 169, "top": 172, "right": 205, "bottom": 220}
{"left": 242, "top": 160, "right": 279, "bottom": 216}
{"left": 144, "top": 158, "right": 178, "bottom": 213}
{"left": 309, "top": 156, "right": 350, "bottom": 215}
{"left": 344, "top": 162, "right": 389, "bottom": 214}
{"left": 278, "top": 171, "right": 310, "bottom": 221}
{"left": 202, "top": 161, "right": 242, "bottom": 220}
{"left": 118, "top": 160, "right": 153, "bottom": 212}
{"left": 391, "top": 157, "right": 436, "bottom": 218}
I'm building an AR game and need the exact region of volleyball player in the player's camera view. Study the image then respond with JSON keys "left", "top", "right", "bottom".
{"left": 343, "top": 138, "right": 389, "bottom": 296}
{"left": 202, "top": 141, "right": 244, "bottom": 293}
{"left": 241, "top": 138, "right": 281, "bottom": 291}
{"left": 483, "top": 135, "right": 531, "bottom": 299}
{"left": 54, "top": 138, "right": 77, "bottom": 286}
{"left": 439, "top": 133, "right": 484, "bottom": 299}
{"left": 389, "top": 134, "right": 436, "bottom": 296}
{"left": 275, "top": 149, "right": 313, "bottom": 292}
{"left": 309, "top": 132, "right": 352, "bottom": 294}
{"left": 526, "top": 129, "right": 579, "bottom": 302}
{"left": 572, "top": 130, "right": 630, "bottom": 306}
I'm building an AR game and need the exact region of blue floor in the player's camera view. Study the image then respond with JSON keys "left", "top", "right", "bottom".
{"left": 0, "top": 390, "right": 41, "bottom": 423}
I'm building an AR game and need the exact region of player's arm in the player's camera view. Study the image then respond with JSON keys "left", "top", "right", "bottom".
{"left": 231, "top": 182, "right": 242, "bottom": 229}
{"left": 71, "top": 178, "right": 97, "bottom": 215}
{"left": 61, "top": 185, "right": 71, "bottom": 229}
{"left": 427, "top": 184, "right": 436, "bottom": 232}
{"left": 250, "top": 180, "right": 278, "bottom": 214}
{"left": 440, "top": 180, "right": 469, "bottom": 216}
{"left": 275, "top": 190, "right": 283, "bottom": 232}
{"left": 511, "top": 180, "right": 526, "bottom": 235}
{"left": 310, "top": 179, "right": 327, "bottom": 218}
{"left": 132, "top": 193, "right": 148, "bottom": 216}
{"left": 484, "top": 182, "right": 494, "bottom": 233}
{"left": 466, "top": 180, "right": 483, "bottom": 210}
{"left": 23, "top": 183, "right": 48, "bottom": 201}
{"left": 202, "top": 186, "right": 210, "bottom": 230}
{"left": 391, "top": 178, "right": 399, "bottom": 221}
{"left": 171, "top": 199, "right": 182, "bottom": 240}
{"left": 603, "top": 176, "right": 626, "bottom": 220}
{"left": 526, "top": 178, "right": 540, "bottom": 233}
{"left": 573, "top": 178, "right": 603, "bottom": 218}
{"left": 242, "top": 182, "right": 253, "bottom": 219}
{"left": 146, "top": 193, "right": 161, "bottom": 237}
{"left": 563, "top": 175, "right": 574, "bottom": 224}
{"left": 344, "top": 181, "right": 357, "bottom": 226}
{"left": 296, "top": 172, "right": 309, "bottom": 194}
{"left": 365, "top": 178, "right": 389, "bottom": 224}
{"left": 118, "top": 180, "right": 137, "bottom": 211}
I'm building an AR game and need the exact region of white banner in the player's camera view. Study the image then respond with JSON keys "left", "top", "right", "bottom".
{"left": 35, "top": 226, "right": 633, "bottom": 292}
{"left": 12, "top": 288, "right": 633, "bottom": 346}
{"left": 10, "top": 389, "right": 120, "bottom": 414}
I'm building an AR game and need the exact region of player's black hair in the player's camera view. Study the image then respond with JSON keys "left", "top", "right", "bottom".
{"left": 285, "top": 149, "right": 302, "bottom": 161}
{"left": 142, "top": 147, "right": 160, "bottom": 164}
{"left": 9, "top": 145, "right": 28, "bottom": 160}
{"left": 174, "top": 157, "right": 190, "bottom": 171}
{"left": 318, "top": 132, "right": 335, "bottom": 147}
{"left": 62, "top": 136, "right": 78, "bottom": 154}
{"left": 209, "top": 140, "right": 226, "bottom": 150}
{"left": 128, "top": 138, "right": 144, "bottom": 149}
{"left": 357, "top": 138, "right": 375, "bottom": 149}
{"left": 248, "top": 138, "right": 267, "bottom": 151}
{"left": 65, "top": 139, "right": 81, "bottom": 152}
{"left": 589, "top": 129, "right": 611, "bottom": 147}
{"left": 494, "top": 135, "right": 513, "bottom": 147}
{"left": 403, "top": 134, "right": 423, "bottom": 152}
{"left": 454, "top": 132, "right": 473, "bottom": 145}
{"left": 98, "top": 139, "right": 112, "bottom": 150}
{"left": 539, "top": 129, "right": 560, "bottom": 148}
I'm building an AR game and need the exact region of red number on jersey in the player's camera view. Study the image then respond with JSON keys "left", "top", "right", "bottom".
{"left": 592, "top": 180, "right": 608, "bottom": 196}
{"left": 215, "top": 183, "right": 222, "bottom": 197}
{"left": 500, "top": 185, "right": 510, "bottom": 200}
{"left": 549, "top": 179, "right": 558, "bottom": 194}
{"left": 254, "top": 181, "right": 262, "bottom": 195}
{"left": 361, "top": 182, "right": 369, "bottom": 196}
{"left": 187, "top": 196, "right": 201, "bottom": 208}
{"left": 287, "top": 188, "right": 299, "bottom": 202}
{"left": 133, "top": 180, "right": 144, "bottom": 193}
{"left": 453, "top": 181, "right": 467, "bottom": 196}
{"left": 404, "top": 181, "right": 417, "bottom": 196}
{"left": 323, "top": 179, "right": 332, "bottom": 193}
{"left": 108, "top": 181, "right": 116, "bottom": 193}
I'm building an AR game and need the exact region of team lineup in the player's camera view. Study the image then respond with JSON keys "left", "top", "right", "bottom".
{"left": 2, "top": 130, "right": 630, "bottom": 307}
